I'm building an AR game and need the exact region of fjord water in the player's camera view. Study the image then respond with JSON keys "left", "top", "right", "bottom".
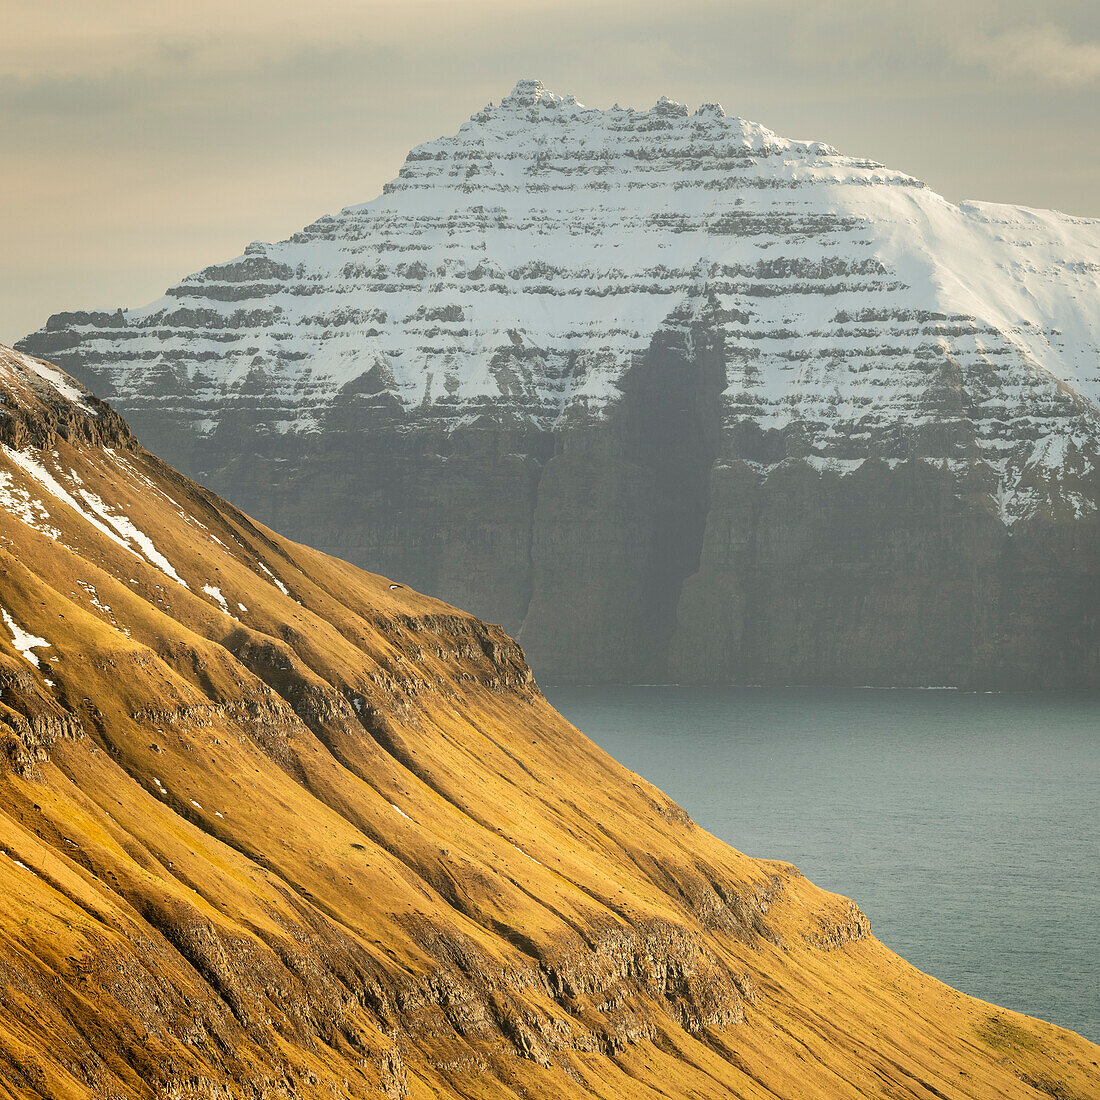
{"left": 545, "top": 686, "right": 1099, "bottom": 1042}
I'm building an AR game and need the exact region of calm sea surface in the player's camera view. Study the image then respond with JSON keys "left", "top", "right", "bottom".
{"left": 544, "top": 686, "right": 1099, "bottom": 1042}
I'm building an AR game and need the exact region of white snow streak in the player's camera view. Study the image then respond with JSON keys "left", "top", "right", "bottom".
{"left": 257, "top": 561, "right": 293, "bottom": 597}
{"left": 1, "top": 446, "right": 189, "bottom": 587}
{"left": 11, "top": 350, "right": 97, "bottom": 414}
{"left": 0, "top": 470, "right": 61, "bottom": 539}
{"left": 1, "top": 607, "right": 50, "bottom": 669}
{"left": 201, "top": 584, "right": 237, "bottom": 618}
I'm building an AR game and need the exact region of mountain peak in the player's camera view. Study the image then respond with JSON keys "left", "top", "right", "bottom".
{"left": 501, "top": 77, "right": 575, "bottom": 107}
{"left": 0, "top": 345, "right": 97, "bottom": 418}
{"left": 499, "top": 81, "right": 723, "bottom": 124}
{"left": 484, "top": 81, "right": 780, "bottom": 145}
{"left": 652, "top": 92, "right": 689, "bottom": 117}
{"left": 462, "top": 81, "right": 848, "bottom": 167}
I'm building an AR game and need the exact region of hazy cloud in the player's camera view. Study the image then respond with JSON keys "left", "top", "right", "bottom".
{"left": 959, "top": 23, "right": 1100, "bottom": 86}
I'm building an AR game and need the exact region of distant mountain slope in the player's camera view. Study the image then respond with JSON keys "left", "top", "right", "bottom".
{"left": 19, "top": 80, "right": 1100, "bottom": 686}
{"left": 1, "top": 343, "right": 1099, "bottom": 1096}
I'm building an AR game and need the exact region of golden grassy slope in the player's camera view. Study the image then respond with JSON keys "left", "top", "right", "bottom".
{"left": 0, "top": 343, "right": 1096, "bottom": 1099}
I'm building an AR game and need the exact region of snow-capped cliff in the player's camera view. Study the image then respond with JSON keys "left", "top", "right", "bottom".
{"left": 20, "top": 81, "right": 1100, "bottom": 686}
{"left": 24, "top": 79, "right": 1100, "bottom": 521}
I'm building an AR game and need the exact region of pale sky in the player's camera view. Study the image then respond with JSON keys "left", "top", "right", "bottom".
{"left": 3, "top": 0, "right": 1099, "bottom": 344}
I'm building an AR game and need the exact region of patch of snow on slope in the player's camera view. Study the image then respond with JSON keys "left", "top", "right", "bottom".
{"left": 77, "top": 581, "right": 111, "bottom": 616}
{"left": 801, "top": 456, "right": 867, "bottom": 474}
{"left": 0, "top": 471, "right": 61, "bottom": 539}
{"left": 3, "top": 445, "right": 192, "bottom": 585}
{"left": 76, "top": 581, "right": 131, "bottom": 636}
{"left": 4, "top": 445, "right": 138, "bottom": 548}
{"left": 201, "top": 584, "right": 237, "bottom": 618}
{"left": 77, "top": 489, "right": 189, "bottom": 588}
{"left": 107, "top": 449, "right": 213, "bottom": 530}
{"left": 256, "top": 561, "right": 290, "bottom": 596}
{"left": 510, "top": 842, "right": 543, "bottom": 867}
{"left": 1, "top": 606, "right": 50, "bottom": 668}
{"left": 2, "top": 852, "right": 37, "bottom": 876}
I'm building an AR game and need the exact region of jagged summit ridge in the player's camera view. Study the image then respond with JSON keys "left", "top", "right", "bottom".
{"left": 499, "top": 76, "right": 584, "bottom": 109}
{"left": 468, "top": 78, "right": 807, "bottom": 156}
{"left": 387, "top": 79, "right": 855, "bottom": 203}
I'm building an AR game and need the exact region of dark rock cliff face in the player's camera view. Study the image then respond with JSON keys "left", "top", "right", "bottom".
{"left": 520, "top": 310, "right": 726, "bottom": 682}
{"left": 672, "top": 459, "right": 1100, "bottom": 687}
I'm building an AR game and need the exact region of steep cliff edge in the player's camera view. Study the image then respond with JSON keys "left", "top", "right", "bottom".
{"left": 19, "top": 80, "right": 1100, "bottom": 686}
{"left": 0, "top": 343, "right": 1097, "bottom": 1098}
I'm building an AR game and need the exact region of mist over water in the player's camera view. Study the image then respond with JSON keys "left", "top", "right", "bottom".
{"left": 545, "top": 686, "right": 1100, "bottom": 1042}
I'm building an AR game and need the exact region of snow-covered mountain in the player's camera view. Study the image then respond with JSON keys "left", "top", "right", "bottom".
{"left": 20, "top": 80, "right": 1100, "bottom": 686}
